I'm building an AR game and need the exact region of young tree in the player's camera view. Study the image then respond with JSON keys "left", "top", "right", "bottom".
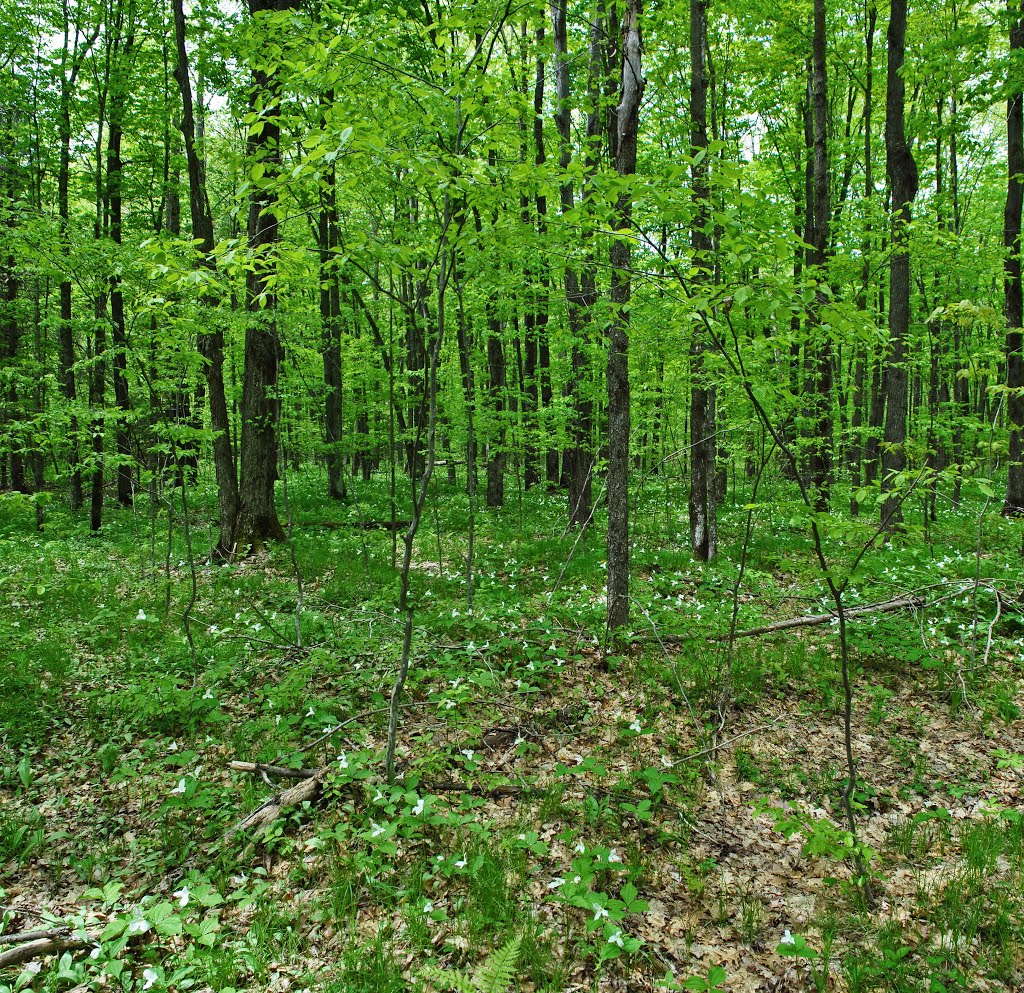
{"left": 689, "top": 0, "right": 716, "bottom": 561}
{"left": 1005, "top": 1, "right": 1024, "bottom": 517}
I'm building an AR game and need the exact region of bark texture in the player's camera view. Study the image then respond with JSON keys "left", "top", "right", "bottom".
{"left": 235, "top": 0, "right": 298, "bottom": 548}
{"left": 606, "top": 0, "right": 642, "bottom": 633}
{"left": 1004, "top": 3, "right": 1024, "bottom": 517}
{"left": 881, "top": 0, "right": 918, "bottom": 530}
{"left": 689, "top": 0, "right": 716, "bottom": 561}
{"left": 172, "top": 0, "right": 240, "bottom": 554}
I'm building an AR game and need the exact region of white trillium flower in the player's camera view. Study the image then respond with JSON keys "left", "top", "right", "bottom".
{"left": 370, "top": 821, "right": 385, "bottom": 838}
{"left": 629, "top": 720, "right": 642, "bottom": 734}
{"left": 461, "top": 749, "right": 475, "bottom": 762}
{"left": 136, "top": 609, "right": 147, "bottom": 621}
{"left": 423, "top": 900, "right": 434, "bottom": 913}
{"left": 608, "top": 930, "right": 625, "bottom": 947}
{"left": 546, "top": 877, "right": 565, "bottom": 890}
{"left": 127, "top": 916, "right": 150, "bottom": 935}
{"left": 454, "top": 858, "right": 467, "bottom": 869}
{"left": 412, "top": 798, "right": 425, "bottom": 816}
{"left": 202, "top": 689, "right": 214, "bottom": 700}
{"left": 143, "top": 968, "right": 159, "bottom": 990}
{"left": 337, "top": 753, "right": 349, "bottom": 770}
{"left": 607, "top": 848, "right": 622, "bottom": 863}
{"left": 167, "top": 742, "right": 178, "bottom": 753}
{"left": 306, "top": 706, "right": 315, "bottom": 717}
{"left": 592, "top": 904, "right": 609, "bottom": 921}
{"left": 574, "top": 840, "right": 586, "bottom": 854}
{"left": 170, "top": 779, "right": 187, "bottom": 796}
{"left": 173, "top": 886, "right": 190, "bottom": 908}
{"left": 780, "top": 929, "right": 796, "bottom": 946}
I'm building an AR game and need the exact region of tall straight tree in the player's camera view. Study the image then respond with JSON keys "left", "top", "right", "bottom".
{"left": 1004, "top": 1, "right": 1024, "bottom": 517}
{"left": 807, "top": 0, "right": 832, "bottom": 511}
{"left": 881, "top": 0, "right": 917, "bottom": 530}
{"left": 689, "top": 0, "right": 716, "bottom": 561}
{"left": 56, "top": 10, "right": 97, "bottom": 512}
{"left": 551, "top": 0, "right": 597, "bottom": 528}
{"left": 172, "top": 0, "right": 239, "bottom": 556}
{"left": 606, "top": 0, "right": 642, "bottom": 632}
{"left": 234, "top": 0, "right": 299, "bottom": 547}
{"left": 107, "top": 0, "right": 136, "bottom": 508}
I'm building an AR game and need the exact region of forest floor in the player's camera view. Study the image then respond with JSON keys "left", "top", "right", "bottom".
{"left": 2, "top": 474, "right": 1023, "bottom": 993}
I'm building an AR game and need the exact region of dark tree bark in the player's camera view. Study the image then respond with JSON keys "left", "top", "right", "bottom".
{"left": 551, "top": 0, "right": 596, "bottom": 527}
{"left": 234, "top": 0, "right": 299, "bottom": 548}
{"left": 89, "top": 33, "right": 111, "bottom": 533}
{"left": 0, "top": 248, "right": 27, "bottom": 493}
{"left": 1004, "top": 2, "right": 1024, "bottom": 517}
{"left": 881, "top": 0, "right": 918, "bottom": 530}
{"left": 57, "top": 21, "right": 96, "bottom": 512}
{"left": 317, "top": 99, "right": 345, "bottom": 502}
{"left": 606, "top": 0, "right": 642, "bottom": 633}
{"left": 172, "top": 0, "right": 239, "bottom": 554}
{"left": 807, "top": 0, "right": 832, "bottom": 511}
{"left": 850, "top": 0, "right": 876, "bottom": 516}
{"left": 485, "top": 318, "right": 506, "bottom": 507}
{"left": 689, "top": 0, "right": 716, "bottom": 560}
{"left": 107, "top": 0, "right": 135, "bottom": 508}
{"left": 531, "top": 32, "right": 558, "bottom": 489}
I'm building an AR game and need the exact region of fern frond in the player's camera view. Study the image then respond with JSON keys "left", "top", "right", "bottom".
{"left": 420, "top": 963, "right": 476, "bottom": 993}
{"left": 419, "top": 934, "right": 522, "bottom": 993}
{"left": 472, "top": 935, "right": 522, "bottom": 993}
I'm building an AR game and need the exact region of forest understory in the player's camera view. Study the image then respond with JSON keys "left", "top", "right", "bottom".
{"left": 2, "top": 473, "right": 1023, "bottom": 993}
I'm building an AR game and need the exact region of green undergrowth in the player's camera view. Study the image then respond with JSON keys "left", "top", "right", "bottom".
{"left": 1, "top": 471, "right": 1022, "bottom": 992}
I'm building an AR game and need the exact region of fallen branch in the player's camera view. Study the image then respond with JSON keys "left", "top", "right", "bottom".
{"left": 229, "top": 761, "right": 318, "bottom": 780}
{"left": 316, "top": 519, "right": 412, "bottom": 532}
{"left": 225, "top": 773, "right": 324, "bottom": 838}
{"left": 658, "top": 595, "right": 925, "bottom": 644}
{"left": 0, "top": 928, "right": 70, "bottom": 947}
{"left": 0, "top": 935, "right": 87, "bottom": 969}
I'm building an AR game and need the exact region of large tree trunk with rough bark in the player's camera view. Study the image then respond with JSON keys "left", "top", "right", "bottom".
{"left": 881, "top": 0, "right": 917, "bottom": 530}
{"left": 172, "top": 0, "right": 239, "bottom": 555}
{"left": 235, "top": 0, "right": 297, "bottom": 549}
{"left": 1004, "top": 2, "right": 1024, "bottom": 517}
{"left": 606, "top": 0, "right": 642, "bottom": 633}
{"left": 807, "top": 0, "right": 832, "bottom": 511}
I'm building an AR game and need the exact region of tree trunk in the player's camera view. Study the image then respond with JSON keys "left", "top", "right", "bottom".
{"left": 807, "top": 0, "right": 832, "bottom": 511}
{"left": 850, "top": 0, "right": 876, "bottom": 516}
{"left": 606, "top": 0, "right": 642, "bottom": 633}
{"left": 235, "top": 0, "right": 298, "bottom": 549}
{"left": 881, "top": 0, "right": 918, "bottom": 530}
{"left": 105, "top": 1, "right": 135, "bottom": 507}
{"left": 1004, "top": 2, "right": 1024, "bottom": 517}
{"left": 317, "top": 108, "right": 345, "bottom": 502}
{"left": 689, "top": 0, "right": 716, "bottom": 561}
{"left": 172, "top": 0, "right": 239, "bottom": 555}
{"left": 551, "top": 0, "right": 595, "bottom": 527}
{"left": 57, "top": 26, "right": 94, "bottom": 512}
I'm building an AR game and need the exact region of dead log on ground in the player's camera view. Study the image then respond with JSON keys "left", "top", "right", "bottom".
{"left": 657, "top": 595, "right": 925, "bottom": 644}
